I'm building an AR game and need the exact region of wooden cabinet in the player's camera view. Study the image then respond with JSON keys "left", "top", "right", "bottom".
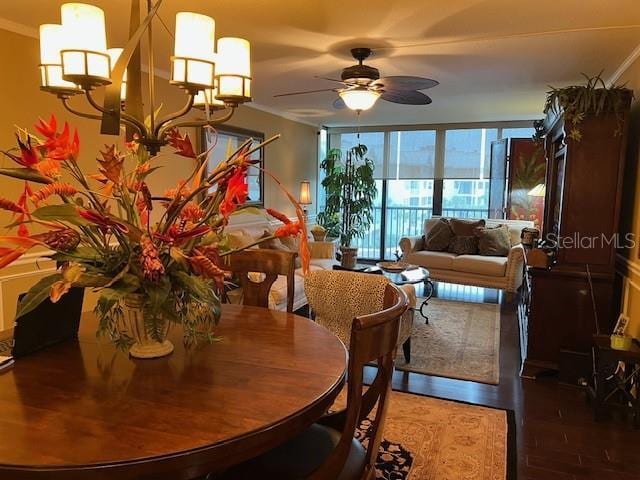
{"left": 519, "top": 93, "right": 632, "bottom": 378}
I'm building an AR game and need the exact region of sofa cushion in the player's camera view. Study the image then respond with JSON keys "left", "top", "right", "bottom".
{"left": 408, "top": 250, "right": 456, "bottom": 270}
{"left": 475, "top": 224, "right": 511, "bottom": 256}
{"left": 449, "top": 218, "right": 486, "bottom": 236}
{"left": 447, "top": 235, "right": 479, "bottom": 255}
{"left": 452, "top": 254, "right": 508, "bottom": 277}
{"left": 424, "top": 218, "right": 454, "bottom": 251}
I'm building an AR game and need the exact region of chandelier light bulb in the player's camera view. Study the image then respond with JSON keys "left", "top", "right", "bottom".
{"left": 339, "top": 88, "right": 380, "bottom": 111}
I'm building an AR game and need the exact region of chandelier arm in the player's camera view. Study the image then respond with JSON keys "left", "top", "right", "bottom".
{"left": 154, "top": 94, "right": 195, "bottom": 137}
{"left": 85, "top": 90, "right": 148, "bottom": 137}
{"left": 61, "top": 97, "right": 103, "bottom": 121}
{"left": 100, "top": 0, "right": 164, "bottom": 136}
{"left": 157, "top": 107, "right": 236, "bottom": 141}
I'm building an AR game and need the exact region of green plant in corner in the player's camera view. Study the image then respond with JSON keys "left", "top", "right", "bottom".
{"left": 544, "top": 72, "right": 633, "bottom": 141}
{"left": 317, "top": 144, "right": 377, "bottom": 248}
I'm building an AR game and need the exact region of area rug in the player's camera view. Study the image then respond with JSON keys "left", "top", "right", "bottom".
{"left": 395, "top": 298, "right": 501, "bottom": 384}
{"left": 334, "top": 389, "right": 513, "bottom": 480}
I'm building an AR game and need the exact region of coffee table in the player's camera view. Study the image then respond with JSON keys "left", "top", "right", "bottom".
{"left": 332, "top": 264, "right": 435, "bottom": 323}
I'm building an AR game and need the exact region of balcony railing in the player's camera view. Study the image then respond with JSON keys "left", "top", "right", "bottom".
{"left": 353, "top": 206, "right": 487, "bottom": 260}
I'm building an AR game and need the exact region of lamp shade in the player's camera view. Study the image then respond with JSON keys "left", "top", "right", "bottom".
{"left": 299, "top": 180, "right": 312, "bottom": 205}
{"left": 215, "top": 37, "right": 251, "bottom": 101}
{"left": 172, "top": 12, "right": 215, "bottom": 88}
{"left": 107, "top": 48, "right": 127, "bottom": 101}
{"left": 60, "top": 3, "right": 110, "bottom": 84}
{"left": 38, "top": 24, "right": 80, "bottom": 92}
{"left": 339, "top": 87, "right": 380, "bottom": 111}
{"left": 193, "top": 87, "right": 225, "bottom": 109}
{"left": 528, "top": 183, "right": 546, "bottom": 197}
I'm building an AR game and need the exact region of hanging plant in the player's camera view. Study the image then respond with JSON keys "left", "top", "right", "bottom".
{"left": 543, "top": 72, "right": 633, "bottom": 141}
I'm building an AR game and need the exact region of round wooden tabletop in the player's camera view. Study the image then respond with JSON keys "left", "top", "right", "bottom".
{"left": 0, "top": 305, "right": 347, "bottom": 480}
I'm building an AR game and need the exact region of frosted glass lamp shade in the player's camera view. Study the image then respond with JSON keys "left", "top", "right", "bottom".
{"left": 215, "top": 37, "right": 251, "bottom": 103}
{"left": 171, "top": 12, "right": 215, "bottom": 89}
{"left": 38, "top": 23, "right": 81, "bottom": 94}
{"left": 107, "top": 48, "right": 127, "bottom": 101}
{"left": 339, "top": 88, "right": 380, "bottom": 111}
{"left": 299, "top": 181, "right": 312, "bottom": 205}
{"left": 194, "top": 88, "right": 225, "bottom": 110}
{"left": 60, "top": 3, "right": 110, "bottom": 86}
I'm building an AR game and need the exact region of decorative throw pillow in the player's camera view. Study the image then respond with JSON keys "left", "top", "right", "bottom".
{"left": 475, "top": 224, "right": 511, "bottom": 256}
{"left": 424, "top": 218, "right": 454, "bottom": 251}
{"left": 259, "top": 231, "right": 302, "bottom": 268}
{"left": 447, "top": 235, "right": 479, "bottom": 255}
{"left": 449, "top": 218, "right": 486, "bottom": 237}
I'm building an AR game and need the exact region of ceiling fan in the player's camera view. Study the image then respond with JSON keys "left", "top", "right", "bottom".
{"left": 274, "top": 47, "right": 439, "bottom": 112}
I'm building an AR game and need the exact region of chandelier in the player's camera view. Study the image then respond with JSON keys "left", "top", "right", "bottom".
{"left": 38, "top": 1, "right": 252, "bottom": 154}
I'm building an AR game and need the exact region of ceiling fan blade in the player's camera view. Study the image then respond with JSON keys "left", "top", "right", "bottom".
{"left": 333, "top": 97, "right": 346, "bottom": 109}
{"left": 372, "top": 76, "right": 439, "bottom": 91}
{"left": 380, "top": 90, "right": 432, "bottom": 105}
{"left": 274, "top": 88, "right": 338, "bottom": 98}
{"left": 314, "top": 76, "right": 347, "bottom": 84}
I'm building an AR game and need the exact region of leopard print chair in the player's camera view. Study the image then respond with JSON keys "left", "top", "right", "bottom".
{"left": 304, "top": 270, "right": 415, "bottom": 363}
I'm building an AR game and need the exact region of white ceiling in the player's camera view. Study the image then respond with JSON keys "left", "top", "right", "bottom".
{"left": 1, "top": 0, "right": 639, "bottom": 127}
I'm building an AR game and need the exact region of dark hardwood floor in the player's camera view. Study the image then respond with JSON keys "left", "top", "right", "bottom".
{"left": 366, "top": 282, "right": 640, "bottom": 480}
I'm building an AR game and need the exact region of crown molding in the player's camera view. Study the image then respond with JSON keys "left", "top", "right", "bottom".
{"left": 607, "top": 42, "right": 640, "bottom": 87}
{"left": 246, "top": 102, "right": 320, "bottom": 128}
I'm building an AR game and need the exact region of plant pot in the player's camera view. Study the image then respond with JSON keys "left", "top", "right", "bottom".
{"left": 311, "top": 230, "right": 326, "bottom": 242}
{"left": 340, "top": 246, "right": 358, "bottom": 269}
{"left": 123, "top": 294, "right": 174, "bottom": 359}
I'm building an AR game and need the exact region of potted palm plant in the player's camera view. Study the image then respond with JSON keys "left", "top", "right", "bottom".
{"left": 317, "top": 144, "right": 377, "bottom": 268}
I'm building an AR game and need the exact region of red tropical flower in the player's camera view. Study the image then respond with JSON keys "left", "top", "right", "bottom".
{"left": 16, "top": 135, "right": 40, "bottom": 167}
{"left": 77, "top": 209, "right": 129, "bottom": 234}
{"left": 35, "top": 114, "right": 57, "bottom": 139}
{"left": 166, "top": 128, "right": 196, "bottom": 158}
{"left": 219, "top": 168, "right": 248, "bottom": 220}
{"left": 275, "top": 221, "right": 302, "bottom": 238}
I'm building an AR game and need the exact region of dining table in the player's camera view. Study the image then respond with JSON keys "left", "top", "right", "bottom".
{"left": 0, "top": 304, "right": 347, "bottom": 479}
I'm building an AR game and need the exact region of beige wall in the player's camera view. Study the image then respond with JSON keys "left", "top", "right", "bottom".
{"left": 0, "top": 28, "right": 318, "bottom": 330}
{"left": 618, "top": 53, "right": 640, "bottom": 338}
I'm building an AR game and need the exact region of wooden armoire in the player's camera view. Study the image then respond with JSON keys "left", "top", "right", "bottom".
{"left": 519, "top": 91, "right": 633, "bottom": 379}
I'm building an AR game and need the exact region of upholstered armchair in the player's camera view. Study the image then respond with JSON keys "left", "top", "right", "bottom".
{"left": 304, "top": 270, "right": 414, "bottom": 363}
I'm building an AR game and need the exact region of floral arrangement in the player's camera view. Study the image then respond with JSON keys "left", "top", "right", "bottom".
{"left": 0, "top": 115, "right": 309, "bottom": 349}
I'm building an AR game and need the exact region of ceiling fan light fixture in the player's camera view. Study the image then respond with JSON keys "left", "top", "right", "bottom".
{"left": 339, "top": 87, "right": 380, "bottom": 111}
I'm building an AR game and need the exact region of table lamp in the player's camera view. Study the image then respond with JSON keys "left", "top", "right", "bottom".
{"left": 299, "top": 180, "right": 312, "bottom": 222}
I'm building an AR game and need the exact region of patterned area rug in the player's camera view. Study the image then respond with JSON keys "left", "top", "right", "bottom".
{"left": 337, "top": 389, "right": 511, "bottom": 479}
{"left": 395, "top": 298, "right": 501, "bottom": 384}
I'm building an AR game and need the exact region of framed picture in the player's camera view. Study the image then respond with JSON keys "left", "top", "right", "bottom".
{"left": 200, "top": 125, "right": 264, "bottom": 206}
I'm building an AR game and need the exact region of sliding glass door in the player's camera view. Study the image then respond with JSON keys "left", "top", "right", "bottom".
{"left": 324, "top": 124, "right": 534, "bottom": 260}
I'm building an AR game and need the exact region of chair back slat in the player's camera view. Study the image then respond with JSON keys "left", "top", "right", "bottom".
{"left": 226, "top": 248, "right": 297, "bottom": 312}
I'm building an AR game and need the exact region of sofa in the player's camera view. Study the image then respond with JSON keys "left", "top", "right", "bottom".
{"left": 399, "top": 216, "right": 534, "bottom": 293}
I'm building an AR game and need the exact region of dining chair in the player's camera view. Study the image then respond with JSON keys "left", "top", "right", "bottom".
{"left": 226, "top": 248, "right": 297, "bottom": 312}
{"left": 217, "top": 272, "right": 408, "bottom": 480}
{"left": 305, "top": 270, "right": 415, "bottom": 363}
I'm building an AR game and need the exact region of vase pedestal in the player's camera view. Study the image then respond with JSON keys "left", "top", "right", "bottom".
{"left": 129, "top": 340, "right": 174, "bottom": 359}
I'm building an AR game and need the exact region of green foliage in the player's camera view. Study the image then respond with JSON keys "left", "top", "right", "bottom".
{"left": 32, "top": 204, "right": 90, "bottom": 226}
{"left": 16, "top": 273, "right": 63, "bottom": 319}
{"left": 317, "top": 144, "right": 377, "bottom": 247}
{"left": 544, "top": 73, "right": 633, "bottom": 141}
